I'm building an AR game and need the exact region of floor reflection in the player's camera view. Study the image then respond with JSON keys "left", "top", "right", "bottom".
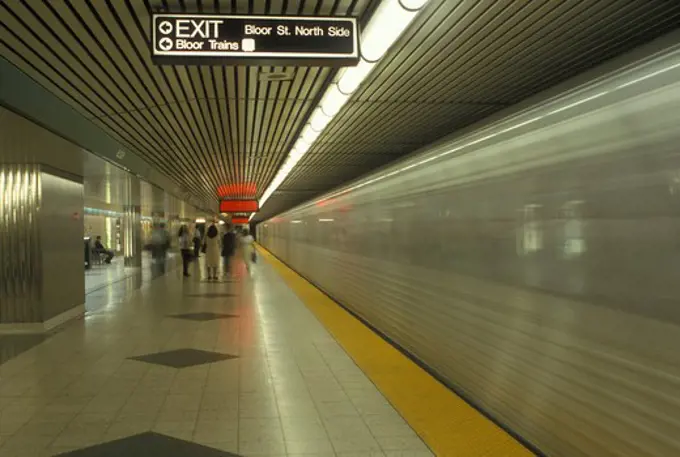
{"left": 0, "top": 254, "right": 180, "bottom": 367}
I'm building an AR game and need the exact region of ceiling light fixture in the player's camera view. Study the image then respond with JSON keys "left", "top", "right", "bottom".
{"left": 254, "top": 0, "right": 430, "bottom": 218}
{"left": 259, "top": 71, "right": 294, "bottom": 82}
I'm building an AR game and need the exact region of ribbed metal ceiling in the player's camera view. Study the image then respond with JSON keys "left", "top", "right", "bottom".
{"left": 0, "top": 0, "right": 373, "bottom": 206}
{"left": 2, "top": 1, "right": 680, "bottom": 221}
{"left": 257, "top": 0, "right": 680, "bottom": 220}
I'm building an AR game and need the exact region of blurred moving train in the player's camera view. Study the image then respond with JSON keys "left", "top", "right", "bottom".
{"left": 258, "top": 32, "right": 680, "bottom": 457}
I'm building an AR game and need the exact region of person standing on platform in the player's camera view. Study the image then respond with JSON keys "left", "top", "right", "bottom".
{"left": 240, "top": 228, "right": 255, "bottom": 272}
{"left": 178, "top": 224, "right": 192, "bottom": 278}
{"left": 222, "top": 225, "right": 237, "bottom": 275}
{"left": 151, "top": 223, "right": 170, "bottom": 276}
{"left": 192, "top": 225, "right": 202, "bottom": 258}
{"left": 204, "top": 222, "right": 221, "bottom": 280}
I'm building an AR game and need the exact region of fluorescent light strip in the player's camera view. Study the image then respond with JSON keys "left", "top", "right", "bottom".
{"left": 255, "top": 0, "right": 430, "bottom": 215}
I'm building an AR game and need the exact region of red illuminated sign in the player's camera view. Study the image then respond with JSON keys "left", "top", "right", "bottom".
{"left": 217, "top": 183, "right": 257, "bottom": 198}
{"left": 220, "top": 200, "right": 258, "bottom": 213}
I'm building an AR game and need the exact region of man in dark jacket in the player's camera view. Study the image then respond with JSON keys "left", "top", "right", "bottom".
{"left": 93, "top": 236, "right": 114, "bottom": 264}
{"left": 222, "top": 225, "right": 237, "bottom": 274}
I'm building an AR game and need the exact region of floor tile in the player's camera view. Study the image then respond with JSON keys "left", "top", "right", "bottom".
{"left": 383, "top": 451, "right": 435, "bottom": 457}
{"left": 285, "top": 439, "right": 335, "bottom": 454}
{"left": 185, "top": 293, "right": 239, "bottom": 298}
{"left": 0, "top": 334, "right": 50, "bottom": 367}
{"left": 331, "top": 435, "right": 383, "bottom": 453}
{"left": 337, "top": 453, "right": 386, "bottom": 457}
{"left": 104, "top": 420, "right": 154, "bottom": 440}
{"left": 0, "top": 433, "right": 55, "bottom": 452}
{"left": 239, "top": 418, "right": 283, "bottom": 441}
{"left": 0, "top": 258, "right": 432, "bottom": 457}
{"left": 238, "top": 437, "right": 286, "bottom": 455}
{"left": 375, "top": 435, "right": 430, "bottom": 452}
{"left": 193, "top": 439, "right": 239, "bottom": 453}
{"left": 153, "top": 420, "right": 197, "bottom": 440}
{"left": 324, "top": 417, "right": 372, "bottom": 439}
{"left": 363, "top": 415, "right": 415, "bottom": 437}
{"left": 316, "top": 400, "right": 360, "bottom": 418}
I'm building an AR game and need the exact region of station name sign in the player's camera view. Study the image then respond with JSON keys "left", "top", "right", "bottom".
{"left": 152, "top": 14, "right": 359, "bottom": 66}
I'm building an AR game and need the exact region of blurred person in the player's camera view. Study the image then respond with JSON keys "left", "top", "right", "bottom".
{"left": 192, "top": 225, "right": 202, "bottom": 258}
{"left": 93, "top": 236, "right": 114, "bottom": 264}
{"left": 178, "top": 224, "right": 192, "bottom": 278}
{"left": 221, "top": 224, "right": 237, "bottom": 275}
{"left": 204, "top": 222, "right": 221, "bottom": 280}
{"left": 151, "top": 223, "right": 170, "bottom": 276}
{"left": 240, "top": 228, "right": 255, "bottom": 272}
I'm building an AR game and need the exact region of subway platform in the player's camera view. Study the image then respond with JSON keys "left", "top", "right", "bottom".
{"left": 0, "top": 248, "right": 529, "bottom": 457}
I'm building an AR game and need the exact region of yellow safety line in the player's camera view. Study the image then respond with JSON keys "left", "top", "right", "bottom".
{"left": 257, "top": 245, "right": 533, "bottom": 457}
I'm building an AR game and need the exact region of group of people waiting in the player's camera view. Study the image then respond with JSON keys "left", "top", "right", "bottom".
{"left": 178, "top": 221, "right": 254, "bottom": 280}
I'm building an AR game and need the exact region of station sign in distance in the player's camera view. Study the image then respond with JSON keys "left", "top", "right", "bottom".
{"left": 220, "top": 200, "right": 259, "bottom": 213}
{"left": 151, "top": 14, "right": 359, "bottom": 66}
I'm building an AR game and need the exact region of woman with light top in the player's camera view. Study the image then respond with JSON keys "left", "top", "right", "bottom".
{"left": 240, "top": 228, "right": 255, "bottom": 272}
{"left": 203, "top": 223, "right": 221, "bottom": 280}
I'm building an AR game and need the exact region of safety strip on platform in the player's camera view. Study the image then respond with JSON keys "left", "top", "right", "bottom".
{"left": 256, "top": 245, "right": 534, "bottom": 457}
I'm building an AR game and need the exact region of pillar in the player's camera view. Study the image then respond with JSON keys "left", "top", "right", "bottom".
{"left": 0, "top": 164, "right": 85, "bottom": 331}
{"left": 123, "top": 177, "right": 142, "bottom": 267}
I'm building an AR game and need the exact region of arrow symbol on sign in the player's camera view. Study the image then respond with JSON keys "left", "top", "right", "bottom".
{"left": 159, "top": 21, "right": 173, "bottom": 35}
{"left": 158, "top": 37, "right": 173, "bottom": 51}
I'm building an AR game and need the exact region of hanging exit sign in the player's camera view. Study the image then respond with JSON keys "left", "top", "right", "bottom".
{"left": 152, "top": 14, "right": 359, "bottom": 66}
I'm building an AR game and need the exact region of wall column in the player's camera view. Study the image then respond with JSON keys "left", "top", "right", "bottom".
{"left": 123, "top": 177, "right": 142, "bottom": 267}
{"left": 0, "top": 164, "right": 85, "bottom": 331}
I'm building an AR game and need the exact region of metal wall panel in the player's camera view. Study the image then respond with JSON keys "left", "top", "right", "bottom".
{"left": 0, "top": 107, "right": 82, "bottom": 176}
{"left": 0, "top": 164, "right": 42, "bottom": 323}
{"left": 259, "top": 44, "right": 680, "bottom": 457}
{"left": 39, "top": 171, "right": 84, "bottom": 321}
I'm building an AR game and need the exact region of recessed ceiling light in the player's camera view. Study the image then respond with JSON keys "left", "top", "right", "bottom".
{"left": 259, "top": 71, "right": 294, "bottom": 82}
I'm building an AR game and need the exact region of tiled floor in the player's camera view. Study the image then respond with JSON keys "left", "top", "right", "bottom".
{"left": 0, "top": 334, "right": 50, "bottom": 366}
{"left": 0, "top": 255, "right": 433, "bottom": 456}
{"left": 0, "top": 254, "right": 181, "bottom": 369}
{"left": 85, "top": 253, "right": 179, "bottom": 294}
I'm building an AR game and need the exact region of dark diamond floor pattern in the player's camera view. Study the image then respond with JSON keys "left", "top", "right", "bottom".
{"left": 128, "top": 349, "right": 237, "bottom": 368}
{"left": 185, "top": 293, "right": 237, "bottom": 298}
{"left": 170, "top": 312, "right": 239, "bottom": 321}
{"left": 54, "top": 432, "right": 241, "bottom": 456}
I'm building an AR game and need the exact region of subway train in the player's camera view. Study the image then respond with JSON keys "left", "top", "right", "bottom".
{"left": 258, "top": 32, "right": 680, "bottom": 457}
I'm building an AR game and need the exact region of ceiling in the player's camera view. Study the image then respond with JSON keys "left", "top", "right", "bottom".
{"left": 258, "top": 0, "right": 680, "bottom": 220}
{"left": 2, "top": 1, "right": 680, "bottom": 223}
{"left": 0, "top": 0, "right": 373, "bottom": 206}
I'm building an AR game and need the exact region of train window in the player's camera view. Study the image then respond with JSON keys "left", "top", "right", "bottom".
{"left": 517, "top": 204, "right": 544, "bottom": 256}
{"left": 562, "top": 200, "right": 586, "bottom": 258}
